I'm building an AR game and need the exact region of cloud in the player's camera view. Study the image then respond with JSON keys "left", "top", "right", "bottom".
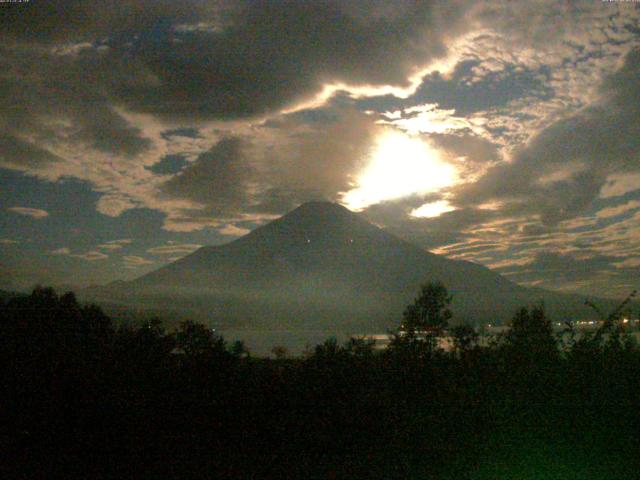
{"left": 0, "top": 44, "right": 151, "bottom": 177}
{"left": 599, "top": 172, "right": 640, "bottom": 199}
{"left": 595, "top": 200, "right": 640, "bottom": 219}
{"left": 46, "top": 247, "right": 112, "bottom": 261}
{"left": 389, "top": 59, "right": 553, "bottom": 117}
{"left": 486, "top": 249, "right": 639, "bottom": 297}
{"left": 428, "top": 131, "right": 501, "bottom": 165}
{"left": 97, "top": 239, "right": 133, "bottom": 250}
{"left": 147, "top": 243, "right": 202, "bottom": 256}
{"left": 378, "top": 103, "right": 474, "bottom": 135}
{"left": 123, "top": 255, "right": 154, "bottom": 267}
{"left": 364, "top": 193, "right": 502, "bottom": 240}
{"left": 517, "top": 251, "right": 617, "bottom": 280}
{"left": 1, "top": 1, "right": 471, "bottom": 121}
{"left": 71, "top": 251, "right": 109, "bottom": 261}
{"left": 96, "top": 195, "right": 140, "bottom": 217}
{"left": 411, "top": 200, "right": 456, "bottom": 219}
{"left": 161, "top": 137, "right": 252, "bottom": 216}
{"left": 1, "top": 1, "right": 198, "bottom": 44}
{"left": 217, "top": 224, "right": 250, "bottom": 237}
{"left": 453, "top": 47, "right": 640, "bottom": 224}
{"left": 614, "top": 257, "right": 640, "bottom": 269}
{"left": 255, "top": 106, "right": 380, "bottom": 212}
{"left": 156, "top": 106, "right": 381, "bottom": 227}
{"left": 0, "top": 132, "right": 63, "bottom": 170}
{"left": 8, "top": 207, "right": 49, "bottom": 218}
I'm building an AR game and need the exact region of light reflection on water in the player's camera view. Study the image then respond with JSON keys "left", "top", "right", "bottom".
{"left": 221, "top": 326, "right": 640, "bottom": 358}
{"left": 220, "top": 330, "right": 456, "bottom": 356}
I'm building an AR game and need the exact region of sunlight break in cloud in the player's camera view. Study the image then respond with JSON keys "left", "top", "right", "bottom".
{"left": 411, "top": 200, "right": 457, "bottom": 218}
{"left": 341, "top": 130, "right": 459, "bottom": 211}
{"left": 380, "top": 104, "right": 474, "bottom": 135}
{"left": 8, "top": 207, "right": 49, "bottom": 219}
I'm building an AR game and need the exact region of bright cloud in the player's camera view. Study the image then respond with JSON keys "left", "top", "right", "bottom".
{"left": 71, "top": 251, "right": 109, "bottom": 262}
{"left": 8, "top": 207, "right": 49, "bottom": 219}
{"left": 123, "top": 256, "right": 154, "bottom": 267}
{"left": 341, "top": 131, "right": 459, "bottom": 210}
{"left": 411, "top": 200, "right": 456, "bottom": 218}
{"left": 147, "top": 244, "right": 202, "bottom": 255}
{"left": 218, "top": 224, "right": 251, "bottom": 237}
{"left": 97, "top": 239, "right": 133, "bottom": 250}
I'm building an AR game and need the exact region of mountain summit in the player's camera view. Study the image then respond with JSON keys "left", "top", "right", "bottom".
{"left": 90, "top": 202, "right": 602, "bottom": 331}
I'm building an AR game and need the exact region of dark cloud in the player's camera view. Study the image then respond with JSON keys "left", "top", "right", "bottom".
{"left": 0, "top": 133, "right": 62, "bottom": 170}
{"left": 161, "top": 129, "right": 201, "bottom": 140}
{"left": 161, "top": 137, "right": 251, "bottom": 216}
{"left": 454, "top": 47, "right": 640, "bottom": 224}
{"left": 0, "top": 0, "right": 199, "bottom": 44}
{"left": 159, "top": 106, "right": 380, "bottom": 219}
{"left": 362, "top": 198, "right": 499, "bottom": 250}
{"left": 147, "top": 154, "right": 189, "bottom": 175}
{"left": 428, "top": 131, "right": 501, "bottom": 164}
{"left": 400, "top": 208, "right": 505, "bottom": 251}
{"left": 1, "top": 0, "right": 470, "bottom": 121}
{"left": 526, "top": 251, "right": 616, "bottom": 279}
{"left": 0, "top": 45, "right": 150, "bottom": 163}
{"left": 256, "top": 107, "right": 379, "bottom": 212}
{"left": 492, "top": 251, "right": 636, "bottom": 291}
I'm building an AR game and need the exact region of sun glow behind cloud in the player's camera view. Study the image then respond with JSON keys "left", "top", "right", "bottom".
{"left": 341, "top": 131, "right": 458, "bottom": 210}
{"left": 410, "top": 200, "right": 456, "bottom": 218}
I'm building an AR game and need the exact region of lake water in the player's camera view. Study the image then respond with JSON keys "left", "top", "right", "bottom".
{"left": 219, "top": 329, "right": 353, "bottom": 357}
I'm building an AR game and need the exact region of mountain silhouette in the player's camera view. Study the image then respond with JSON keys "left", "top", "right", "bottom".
{"left": 87, "top": 202, "right": 610, "bottom": 331}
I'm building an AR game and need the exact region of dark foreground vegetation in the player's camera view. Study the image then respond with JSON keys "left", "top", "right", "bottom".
{"left": 2, "top": 285, "right": 639, "bottom": 479}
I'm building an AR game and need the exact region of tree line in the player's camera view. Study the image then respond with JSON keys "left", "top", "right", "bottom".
{"left": 1, "top": 284, "right": 639, "bottom": 479}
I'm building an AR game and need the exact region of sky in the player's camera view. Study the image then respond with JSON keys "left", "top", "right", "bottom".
{"left": 0, "top": 0, "right": 639, "bottom": 298}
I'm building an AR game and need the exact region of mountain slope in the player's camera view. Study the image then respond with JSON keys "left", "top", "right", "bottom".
{"left": 88, "top": 202, "right": 613, "bottom": 330}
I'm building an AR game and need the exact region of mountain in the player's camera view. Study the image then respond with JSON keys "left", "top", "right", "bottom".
{"left": 85, "top": 202, "right": 614, "bottom": 332}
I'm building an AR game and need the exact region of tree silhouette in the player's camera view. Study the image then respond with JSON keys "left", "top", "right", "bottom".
{"left": 450, "top": 324, "right": 478, "bottom": 356}
{"left": 4, "top": 285, "right": 640, "bottom": 479}
{"left": 271, "top": 345, "right": 289, "bottom": 359}
{"left": 505, "top": 304, "right": 558, "bottom": 364}
{"left": 175, "top": 320, "right": 226, "bottom": 358}
{"left": 401, "top": 281, "right": 452, "bottom": 336}
{"left": 567, "top": 290, "right": 639, "bottom": 357}
{"left": 230, "top": 339, "right": 250, "bottom": 359}
{"left": 389, "top": 281, "right": 453, "bottom": 358}
{"left": 345, "top": 337, "right": 376, "bottom": 359}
